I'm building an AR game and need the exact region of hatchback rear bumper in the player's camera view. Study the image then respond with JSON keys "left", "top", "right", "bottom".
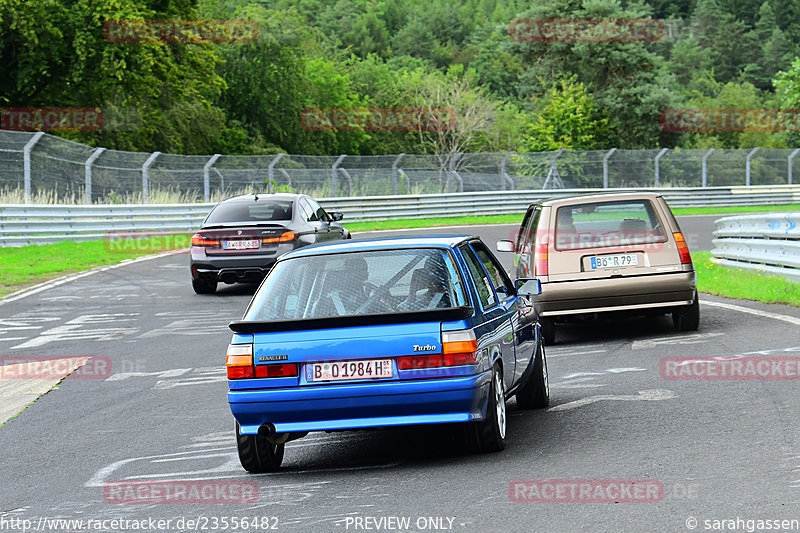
{"left": 536, "top": 271, "right": 696, "bottom": 316}
{"left": 229, "top": 372, "right": 492, "bottom": 435}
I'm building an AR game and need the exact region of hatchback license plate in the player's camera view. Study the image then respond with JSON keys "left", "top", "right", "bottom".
{"left": 223, "top": 239, "right": 260, "bottom": 250}
{"left": 307, "top": 359, "right": 393, "bottom": 382}
{"left": 591, "top": 254, "right": 638, "bottom": 269}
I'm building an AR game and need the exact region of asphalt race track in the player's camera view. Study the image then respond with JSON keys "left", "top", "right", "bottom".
{"left": 2, "top": 215, "right": 800, "bottom": 533}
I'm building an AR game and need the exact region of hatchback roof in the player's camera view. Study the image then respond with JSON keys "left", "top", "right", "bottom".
{"left": 536, "top": 191, "right": 663, "bottom": 208}
{"left": 281, "top": 235, "right": 475, "bottom": 260}
{"left": 223, "top": 193, "right": 302, "bottom": 203}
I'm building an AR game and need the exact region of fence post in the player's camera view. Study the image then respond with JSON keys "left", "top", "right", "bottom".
{"left": 543, "top": 148, "right": 565, "bottom": 189}
{"left": 603, "top": 148, "right": 617, "bottom": 188}
{"left": 392, "top": 153, "right": 405, "bottom": 195}
{"left": 746, "top": 147, "right": 759, "bottom": 186}
{"left": 702, "top": 148, "right": 714, "bottom": 187}
{"left": 332, "top": 154, "right": 346, "bottom": 196}
{"left": 789, "top": 149, "right": 800, "bottom": 185}
{"left": 142, "top": 151, "right": 160, "bottom": 204}
{"left": 654, "top": 148, "right": 668, "bottom": 187}
{"left": 23, "top": 132, "right": 45, "bottom": 203}
{"left": 448, "top": 152, "right": 463, "bottom": 193}
{"left": 84, "top": 147, "right": 106, "bottom": 204}
{"left": 500, "top": 151, "right": 515, "bottom": 190}
{"left": 267, "top": 153, "right": 286, "bottom": 193}
{"left": 203, "top": 154, "right": 221, "bottom": 202}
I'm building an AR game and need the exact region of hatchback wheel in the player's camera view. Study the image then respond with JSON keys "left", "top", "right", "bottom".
{"left": 540, "top": 317, "right": 556, "bottom": 345}
{"left": 192, "top": 277, "right": 217, "bottom": 294}
{"left": 673, "top": 291, "right": 700, "bottom": 331}
{"left": 515, "top": 340, "right": 550, "bottom": 409}
{"left": 467, "top": 365, "right": 506, "bottom": 453}
{"left": 235, "top": 421, "right": 284, "bottom": 473}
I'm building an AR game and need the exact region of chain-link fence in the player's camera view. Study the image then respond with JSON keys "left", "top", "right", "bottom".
{"left": 1, "top": 130, "right": 798, "bottom": 203}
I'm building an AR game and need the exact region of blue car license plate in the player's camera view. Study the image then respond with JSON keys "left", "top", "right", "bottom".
{"left": 306, "top": 359, "right": 393, "bottom": 382}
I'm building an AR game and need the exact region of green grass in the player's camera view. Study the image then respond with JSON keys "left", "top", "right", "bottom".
{"left": 2, "top": 203, "right": 799, "bottom": 299}
{"left": 0, "top": 235, "right": 190, "bottom": 299}
{"left": 693, "top": 251, "right": 800, "bottom": 306}
{"left": 348, "top": 204, "right": 800, "bottom": 232}
{"left": 671, "top": 204, "right": 800, "bottom": 216}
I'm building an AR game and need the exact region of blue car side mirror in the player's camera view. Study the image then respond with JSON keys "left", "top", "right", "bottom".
{"left": 515, "top": 278, "right": 541, "bottom": 296}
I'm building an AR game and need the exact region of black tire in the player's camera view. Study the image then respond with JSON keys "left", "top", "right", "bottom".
{"left": 235, "top": 422, "right": 284, "bottom": 473}
{"left": 192, "top": 277, "right": 217, "bottom": 294}
{"left": 673, "top": 291, "right": 700, "bottom": 331}
{"left": 515, "top": 340, "right": 550, "bottom": 409}
{"left": 540, "top": 317, "right": 556, "bottom": 345}
{"left": 466, "top": 365, "right": 506, "bottom": 453}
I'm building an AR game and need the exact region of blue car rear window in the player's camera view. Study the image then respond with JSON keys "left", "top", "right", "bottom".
{"left": 244, "top": 249, "right": 468, "bottom": 320}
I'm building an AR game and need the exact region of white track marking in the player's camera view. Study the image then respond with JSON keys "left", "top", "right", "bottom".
{"left": 632, "top": 332, "right": 724, "bottom": 350}
{"left": 547, "top": 389, "right": 677, "bottom": 412}
{"left": 702, "top": 300, "right": 800, "bottom": 326}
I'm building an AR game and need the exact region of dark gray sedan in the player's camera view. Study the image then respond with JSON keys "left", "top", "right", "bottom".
{"left": 190, "top": 193, "right": 349, "bottom": 294}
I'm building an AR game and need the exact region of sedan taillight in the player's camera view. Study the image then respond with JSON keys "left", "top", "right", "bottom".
{"left": 262, "top": 231, "right": 296, "bottom": 244}
{"left": 191, "top": 233, "right": 220, "bottom": 247}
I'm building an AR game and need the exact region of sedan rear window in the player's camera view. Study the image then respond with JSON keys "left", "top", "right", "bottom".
{"left": 244, "top": 249, "right": 467, "bottom": 320}
{"left": 555, "top": 200, "right": 666, "bottom": 250}
{"left": 204, "top": 200, "right": 293, "bottom": 224}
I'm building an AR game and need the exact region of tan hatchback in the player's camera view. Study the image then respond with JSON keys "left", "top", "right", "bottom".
{"left": 496, "top": 192, "right": 698, "bottom": 344}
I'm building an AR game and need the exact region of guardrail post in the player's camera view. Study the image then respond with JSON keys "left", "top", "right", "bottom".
{"left": 746, "top": 147, "right": 759, "bottom": 186}
{"left": 22, "top": 132, "right": 45, "bottom": 203}
{"left": 789, "top": 149, "right": 800, "bottom": 185}
{"left": 392, "top": 153, "right": 405, "bottom": 195}
{"left": 500, "top": 151, "right": 515, "bottom": 190}
{"left": 654, "top": 148, "right": 668, "bottom": 187}
{"left": 702, "top": 148, "right": 715, "bottom": 187}
{"left": 142, "top": 151, "right": 160, "bottom": 204}
{"left": 603, "top": 148, "right": 617, "bottom": 188}
{"left": 448, "top": 152, "right": 463, "bottom": 193}
{"left": 267, "top": 153, "right": 286, "bottom": 193}
{"left": 203, "top": 154, "right": 221, "bottom": 202}
{"left": 84, "top": 147, "right": 106, "bottom": 204}
{"left": 332, "top": 154, "right": 346, "bottom": 196}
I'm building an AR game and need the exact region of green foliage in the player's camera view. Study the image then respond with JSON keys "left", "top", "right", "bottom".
{"left": 2, "top": 0, "right": 799, "bottom": 156}
{"left": 520, "top": 78, "right": 610, "bottom": 151}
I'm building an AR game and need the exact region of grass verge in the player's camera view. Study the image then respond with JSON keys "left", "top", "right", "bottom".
{"left": 347, "top": 204, "right": 800, "bottom": 232}
{"left": 0, "top": 235, "right": 190, "bottom": 299}
{"left": 693, "top": 251, "right": 800, "bottom": 306}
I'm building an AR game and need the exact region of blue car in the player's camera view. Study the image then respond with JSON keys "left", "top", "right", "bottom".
{"left": 226, "top": 236, "right": 549, "bottom": 472}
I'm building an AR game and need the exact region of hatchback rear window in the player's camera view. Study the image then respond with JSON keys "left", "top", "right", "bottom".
{"left": 554, "top": 200, "right": 666, "bottom": 250}
{"left": 244, "top": 249, "right": 468, "bottom": 320}
{"left": 204, "top": 200, "right": 293, "bottom": 224}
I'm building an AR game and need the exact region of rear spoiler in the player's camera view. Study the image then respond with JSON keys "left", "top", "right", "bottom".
{"left": 229, "top": 306, "right": 475, "bottom": 334}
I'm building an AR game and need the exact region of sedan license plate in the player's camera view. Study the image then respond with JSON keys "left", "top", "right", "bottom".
{"left": 307, "top": 359, "right": 393, "bottom": 382}
{"left": 591, "top": 254, "right": 639, "bottom": 269}
{"left": 223, "top": 239, "right": 260, "bottom": 250}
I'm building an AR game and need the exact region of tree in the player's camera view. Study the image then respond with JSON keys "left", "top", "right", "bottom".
{"left": 519, "top": 78, "right": 610, "bottom": 152}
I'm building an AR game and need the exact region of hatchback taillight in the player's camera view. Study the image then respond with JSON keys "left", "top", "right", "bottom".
{"left": 226, "top": 344, "right": 254, "bottom": 379}
{"left": 397, "top": 330, "right": 478, "bottom": 370}
{"left": 534, "top": 242, "right": 549, "bottom": 276}
{"left": 673, "top": 232, "right": 692, "bottom": 265}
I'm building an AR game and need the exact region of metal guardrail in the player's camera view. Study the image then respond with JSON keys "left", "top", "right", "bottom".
{"left": 711, "top": 212, "right": 800, "bottom": 282}
{"left": 2, "top": 184, "right": 800, "bottom": 247}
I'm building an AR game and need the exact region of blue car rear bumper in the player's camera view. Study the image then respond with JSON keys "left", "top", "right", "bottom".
{"left": 229, "top": 371, "right": 492, "bottom": 435}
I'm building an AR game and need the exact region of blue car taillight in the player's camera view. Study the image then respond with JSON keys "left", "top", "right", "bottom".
{"left": 397, "top": 330, "right": 478, "bottom": 369}
{"left": 226, "top": 344, "right": 298, "bottom": 379}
